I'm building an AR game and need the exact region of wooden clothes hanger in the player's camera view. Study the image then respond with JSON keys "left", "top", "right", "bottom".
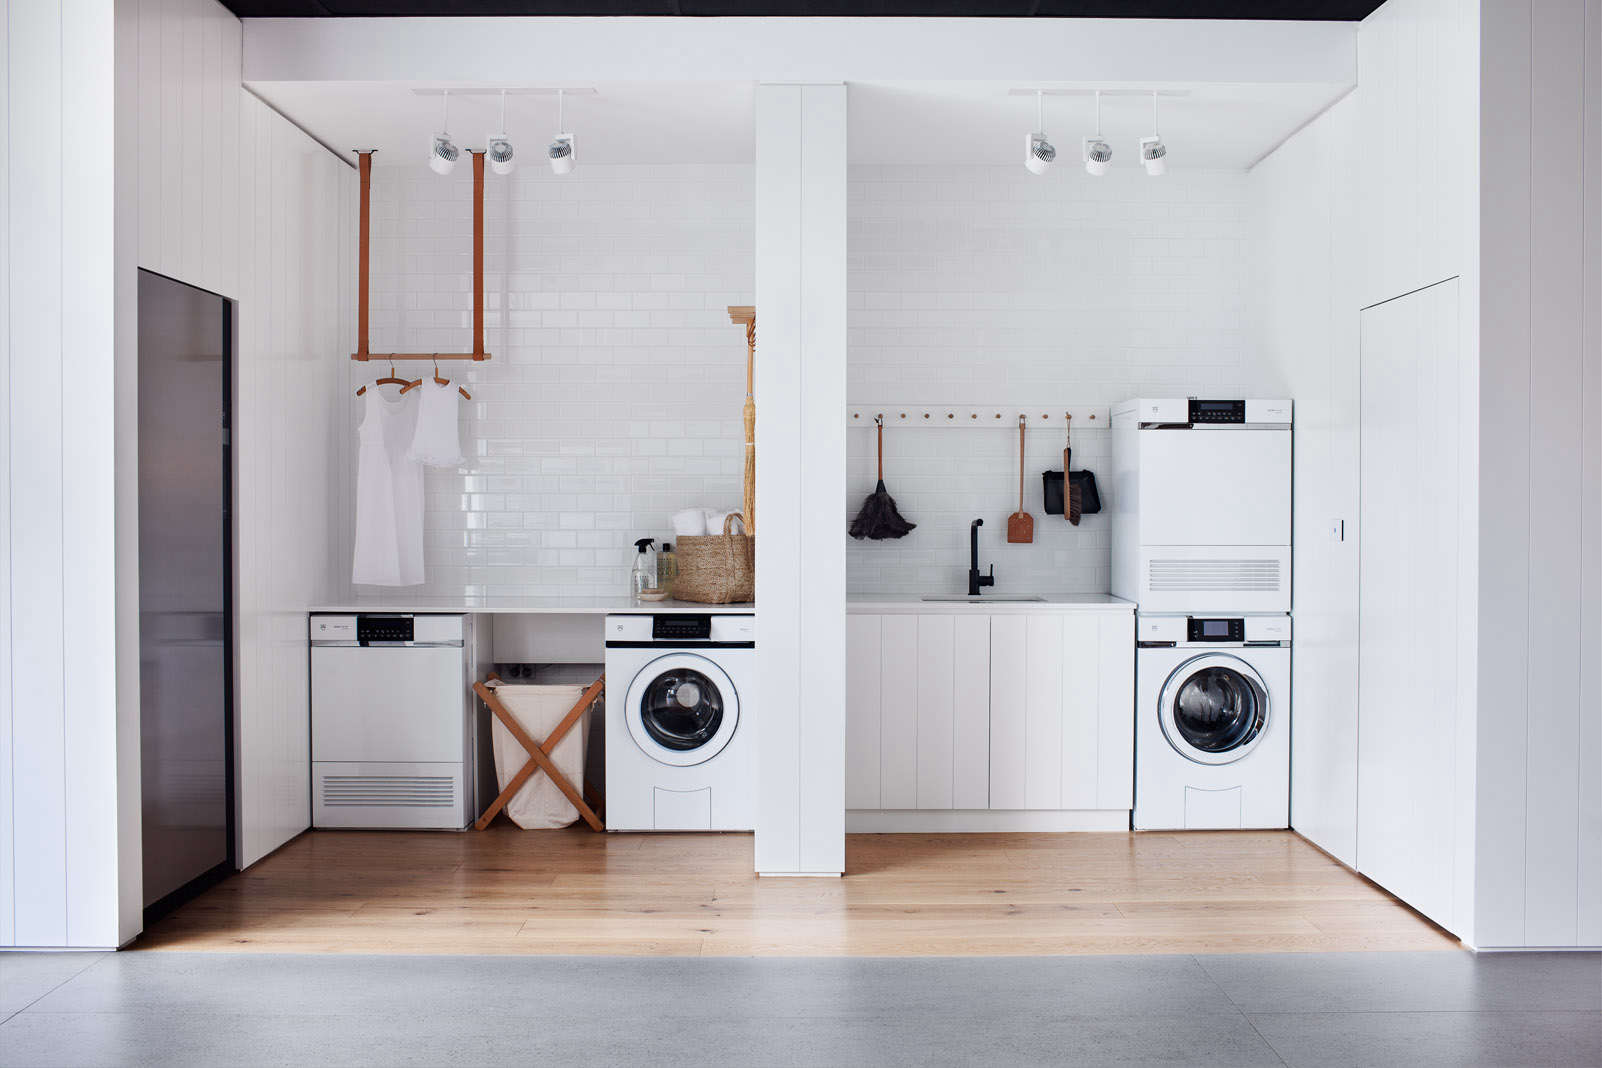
{"left": 399, "top": 357, "right": 471, "bottom": 400}
{"left": 356, "top": 360, "right": 421, "bottom": 396}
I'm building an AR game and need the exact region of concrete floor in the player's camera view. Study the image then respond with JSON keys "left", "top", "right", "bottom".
{"left": 2, "top": 949, "right": 1598, "bottom": 1066}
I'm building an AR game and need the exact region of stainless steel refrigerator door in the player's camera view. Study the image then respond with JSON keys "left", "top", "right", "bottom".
{"left": 138, "top": 270, "right": 230, "bottom": 908}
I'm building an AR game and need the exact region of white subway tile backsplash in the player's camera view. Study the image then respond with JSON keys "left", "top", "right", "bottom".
{"left": 341, "top": 163, "right": 754, "bottom": 599}
{"left": 846, "top": 164, "right": 1272, "bottom": 597}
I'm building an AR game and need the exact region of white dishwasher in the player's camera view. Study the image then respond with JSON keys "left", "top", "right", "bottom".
{"left": 310, "top": 614, "right": 475, "bottom": 829}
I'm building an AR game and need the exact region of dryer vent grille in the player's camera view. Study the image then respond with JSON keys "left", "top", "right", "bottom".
{"left": 320, "top": 775, "right": 456, "bottom": 808}
{"left": 1148, "top": 559, "right": 1282, "bottom": 592}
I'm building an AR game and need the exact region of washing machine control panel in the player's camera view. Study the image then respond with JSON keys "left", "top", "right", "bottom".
{"left": 605, "top": 614, "right": 756, "bottom": 646}
{"left": 1137, "top": 615, "right": 1290, "bottom": 647}
{"left": 654, "top": 615, "right": 711, "bottom": 641}
{"left": 1188, "top": 617, "right": 1244, "bottom": 642}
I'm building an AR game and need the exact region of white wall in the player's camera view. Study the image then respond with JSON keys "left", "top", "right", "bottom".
{"left": 244, "top": 16, "right": 1356, "bottom": 88}
{"left": 1258, "top": 0, "right": 1599, "bottom": 950}
{"left": 1, "top": 0, "right": 120, "bottom": 950}
{"left": 0, "top": 0, "right": 350, "bottom": 949}
{"left": 1476, "top": 0, "right": 1602, "bottom": 950}
{"left": 232, "top": 93, "right": 354, "bottom": 868}
{"left": 338, "top": 163, "right": 753, "bottom": 601}
{"left": 1251, "top": 91, "right": 1361, "bottom": 867}
{"left": 1254, "top": 0, "right": 1481, "bottom": 941}
{"left": 118, "top": 0, "right": 353, "bottom": 884}
{"left": 847, "top": 165, "right": 1269, "bottom": 597}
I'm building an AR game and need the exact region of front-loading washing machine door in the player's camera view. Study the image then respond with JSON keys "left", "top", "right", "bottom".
{"left": 625, "top": 652, "right": 741, "bottom": 767}
{"left": 1157, "top": 653, "right": 1270, "bottom": 766}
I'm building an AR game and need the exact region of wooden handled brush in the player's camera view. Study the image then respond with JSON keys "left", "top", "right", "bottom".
{"left": 1007, "top": 416, "right": 1034, "bottom": 543}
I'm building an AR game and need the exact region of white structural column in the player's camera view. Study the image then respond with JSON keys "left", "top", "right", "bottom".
{"left": 753, "top": 83, "right": 848, "bottom": 877}
{"left": 2, "top": 0, "right": 122, "bottom": 948}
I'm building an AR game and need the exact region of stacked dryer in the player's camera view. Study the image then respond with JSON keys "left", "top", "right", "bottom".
{"left": 1111, "top": 398, "right": 1293, "bottom": 830}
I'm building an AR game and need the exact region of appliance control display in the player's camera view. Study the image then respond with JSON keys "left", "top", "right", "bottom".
{"left": 653, "top": 615, "right": 712, "bottom": 641}
{"left": 357, "top": 614, "right": 413, "bottom": 644}
{"left": 1188, "top": 617, "right": 1245, "bottom": 642}
{"left": 1189, "top": 399, "right": 1246, "bottom": 423}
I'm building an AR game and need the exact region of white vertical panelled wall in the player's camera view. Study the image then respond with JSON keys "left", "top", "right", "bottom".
{"left": 753, "top": 83, "right": 848, "bottom": 877}
{"left": 1257, "top": 0, "right": 1598, "bottom": 949}
{"left": 1252, "top": 92, "right": 1362, "bottom": 867}
{"left": 1476, "top": 0, "right": 1602, "bottom": 950}
{"left": 233, "top": 94, "right": 354, "bottom": 868}
{"left": 2, "top": 0, "right": 120, "bottom": 949}
{"left": 119, "top": 0, "right": 352, "bottom": 890}
{"left": 1, "top": 0, "right": 350, "bottom": 948}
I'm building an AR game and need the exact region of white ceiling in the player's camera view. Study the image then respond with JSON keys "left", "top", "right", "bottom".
{"left": 251, "top": 79, "right": 1351, "bottom": 171}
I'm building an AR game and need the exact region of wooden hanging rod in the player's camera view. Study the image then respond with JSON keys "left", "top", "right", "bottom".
{"left": 351, "top": 149, "right": 492, "bottom": 364}
{"left": 352, "top": 353, "right": 492, "bottom": 362}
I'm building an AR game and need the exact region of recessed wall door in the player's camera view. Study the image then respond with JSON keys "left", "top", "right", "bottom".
{"left": 137, "top": 270, "right": 233, "bottom": 913}
{"left": 1357, "top": 277, "right": 1465, "bottom": 934}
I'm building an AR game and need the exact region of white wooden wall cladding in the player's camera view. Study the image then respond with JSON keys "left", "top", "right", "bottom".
{"left": 847, "top": 612, "right": 1132, "bottom": 814}
{"left": 753, "top": 83, "right": 848, "bottom": 876}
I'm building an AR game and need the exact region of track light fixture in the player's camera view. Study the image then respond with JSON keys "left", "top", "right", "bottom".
{"left": 548, "top": 88, "right": 575, "bottom": 175}
{"left": 429, "top": 90, "right": 460, "bottom": 176}
{"left": 1140, "top": 91, "right": 1167, "bottom": 176}
{"left": 486, "top": 89, "right": 515, "bottom": 176}
{"left": 1024, "top": 91, "right": 1056, "bottom": 176}
{"left": 1082, "top": 91, "right": 1111, "bottom": 176}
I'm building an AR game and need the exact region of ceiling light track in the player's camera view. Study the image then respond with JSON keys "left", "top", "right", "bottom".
{"left": 1014, "top": 87, "right": 1170, "bottom": 175}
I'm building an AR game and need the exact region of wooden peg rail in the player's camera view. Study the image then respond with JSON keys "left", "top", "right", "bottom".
{"left": 846, "top": 405, "right": 1110, "bottom": 427}
{"left": 351, "top": 149, "right": 493, "bottom": 365}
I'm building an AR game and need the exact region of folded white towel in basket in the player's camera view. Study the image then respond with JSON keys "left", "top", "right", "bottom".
{"left": 672, "top": 508, "right": 708, "bottom": 537}
{"left": 705, "top": 510, "right": 745, "bottom": 535}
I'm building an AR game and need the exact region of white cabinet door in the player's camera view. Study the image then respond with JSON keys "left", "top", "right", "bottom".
{"left": 879, "top": 615, "right": 920, "bottom": 809}
{"left": 1059, "top": 613, "right": 1135, "bottom": 809}
{"left": 951, "top": 615, "right": 991, "bottom": 810}
{"left": 991, "top": 612, "right": 1134, "bottom": 811}
{"left": 845, "top": 614, "right": 882, "bottom": 810}
{"left": 915, "top": 615, "right": 956, "bottom": 809}
{"left": 1357, "top": 279, "right": 1463, "bottom": 932}
{"left": 990, "top": 614, "right": 1066, "bottom": 809}
{"left": 913, "top": 614, "right": 991, "bottom": 810}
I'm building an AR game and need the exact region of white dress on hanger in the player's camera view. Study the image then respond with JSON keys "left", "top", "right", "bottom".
{"left": 408, "top": 378, "right": 466, "bottom": 466}
{"left": 352, "top": 387, "right": 425, "bottom": 587}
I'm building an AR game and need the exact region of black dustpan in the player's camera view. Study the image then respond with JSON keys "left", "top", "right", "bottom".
{"left": 850, "top": 417, "right": 916, "bottom": 540}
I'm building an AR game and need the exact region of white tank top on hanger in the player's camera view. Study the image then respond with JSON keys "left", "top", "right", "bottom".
{"left": 408, "top": 378, "right": 466, "bottom": 467}
{"left": 352, "top": 388, "right": 425, "bottom": 587}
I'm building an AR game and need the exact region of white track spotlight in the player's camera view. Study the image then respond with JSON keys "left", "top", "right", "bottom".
{"left": 1140, "top": 92, "right": 1167, "bottom": 176}
{"left": 1082, "top": 90, "right": 1112, "bottom": 176}
{"left": 547, "top": 89, "right": 575, "bottom": 175}
{"left": 487, "top": 90, "right": 515, "bottom": 175}
{"left": 1024, "top": 91, "right": 1056, "bottom": 175}
{"left": 429, "top": 90, "right": 460, "bottom": 176}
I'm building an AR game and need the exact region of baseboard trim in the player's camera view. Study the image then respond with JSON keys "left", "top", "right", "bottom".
{"left": 846, "top": 810, "right": 1131, "bottom": 833}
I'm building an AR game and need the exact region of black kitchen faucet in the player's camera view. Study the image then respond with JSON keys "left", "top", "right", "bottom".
{"left": 968, "top": 518, "right": 995, "bottom": 597}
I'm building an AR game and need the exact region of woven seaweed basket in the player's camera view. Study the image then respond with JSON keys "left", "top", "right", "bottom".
{"left": 673, "top": 513, "right": 754, "bottom": 604}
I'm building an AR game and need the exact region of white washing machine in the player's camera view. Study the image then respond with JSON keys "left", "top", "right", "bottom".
{"left": 604, "top": 613, "right": 755, "bottom": 831}
{"left": 1134, "top": 613, "right": 1290, "bottom": 830}
{"left": 1111, "top": 398, "right": 1292, "bottom": 614}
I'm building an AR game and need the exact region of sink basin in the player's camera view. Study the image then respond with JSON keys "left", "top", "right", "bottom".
{"left": 921, "top": 594, "right": 1047, "bottom": 603}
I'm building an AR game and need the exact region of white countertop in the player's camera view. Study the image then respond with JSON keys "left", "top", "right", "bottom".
{"left": 309, "top": 596, "right": 754, "bottom": 615}
{"left": 847, "top": 593, "right": 1134, "bottom": 613}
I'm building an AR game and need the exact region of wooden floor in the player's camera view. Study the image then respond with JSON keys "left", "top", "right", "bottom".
{"left": 138, "top": 828, "right": 1458, "bottom": 956}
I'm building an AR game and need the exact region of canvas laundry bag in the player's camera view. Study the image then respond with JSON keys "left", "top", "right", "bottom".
{"left": 485, "top": 675, "right": 597, "bottom": 829}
